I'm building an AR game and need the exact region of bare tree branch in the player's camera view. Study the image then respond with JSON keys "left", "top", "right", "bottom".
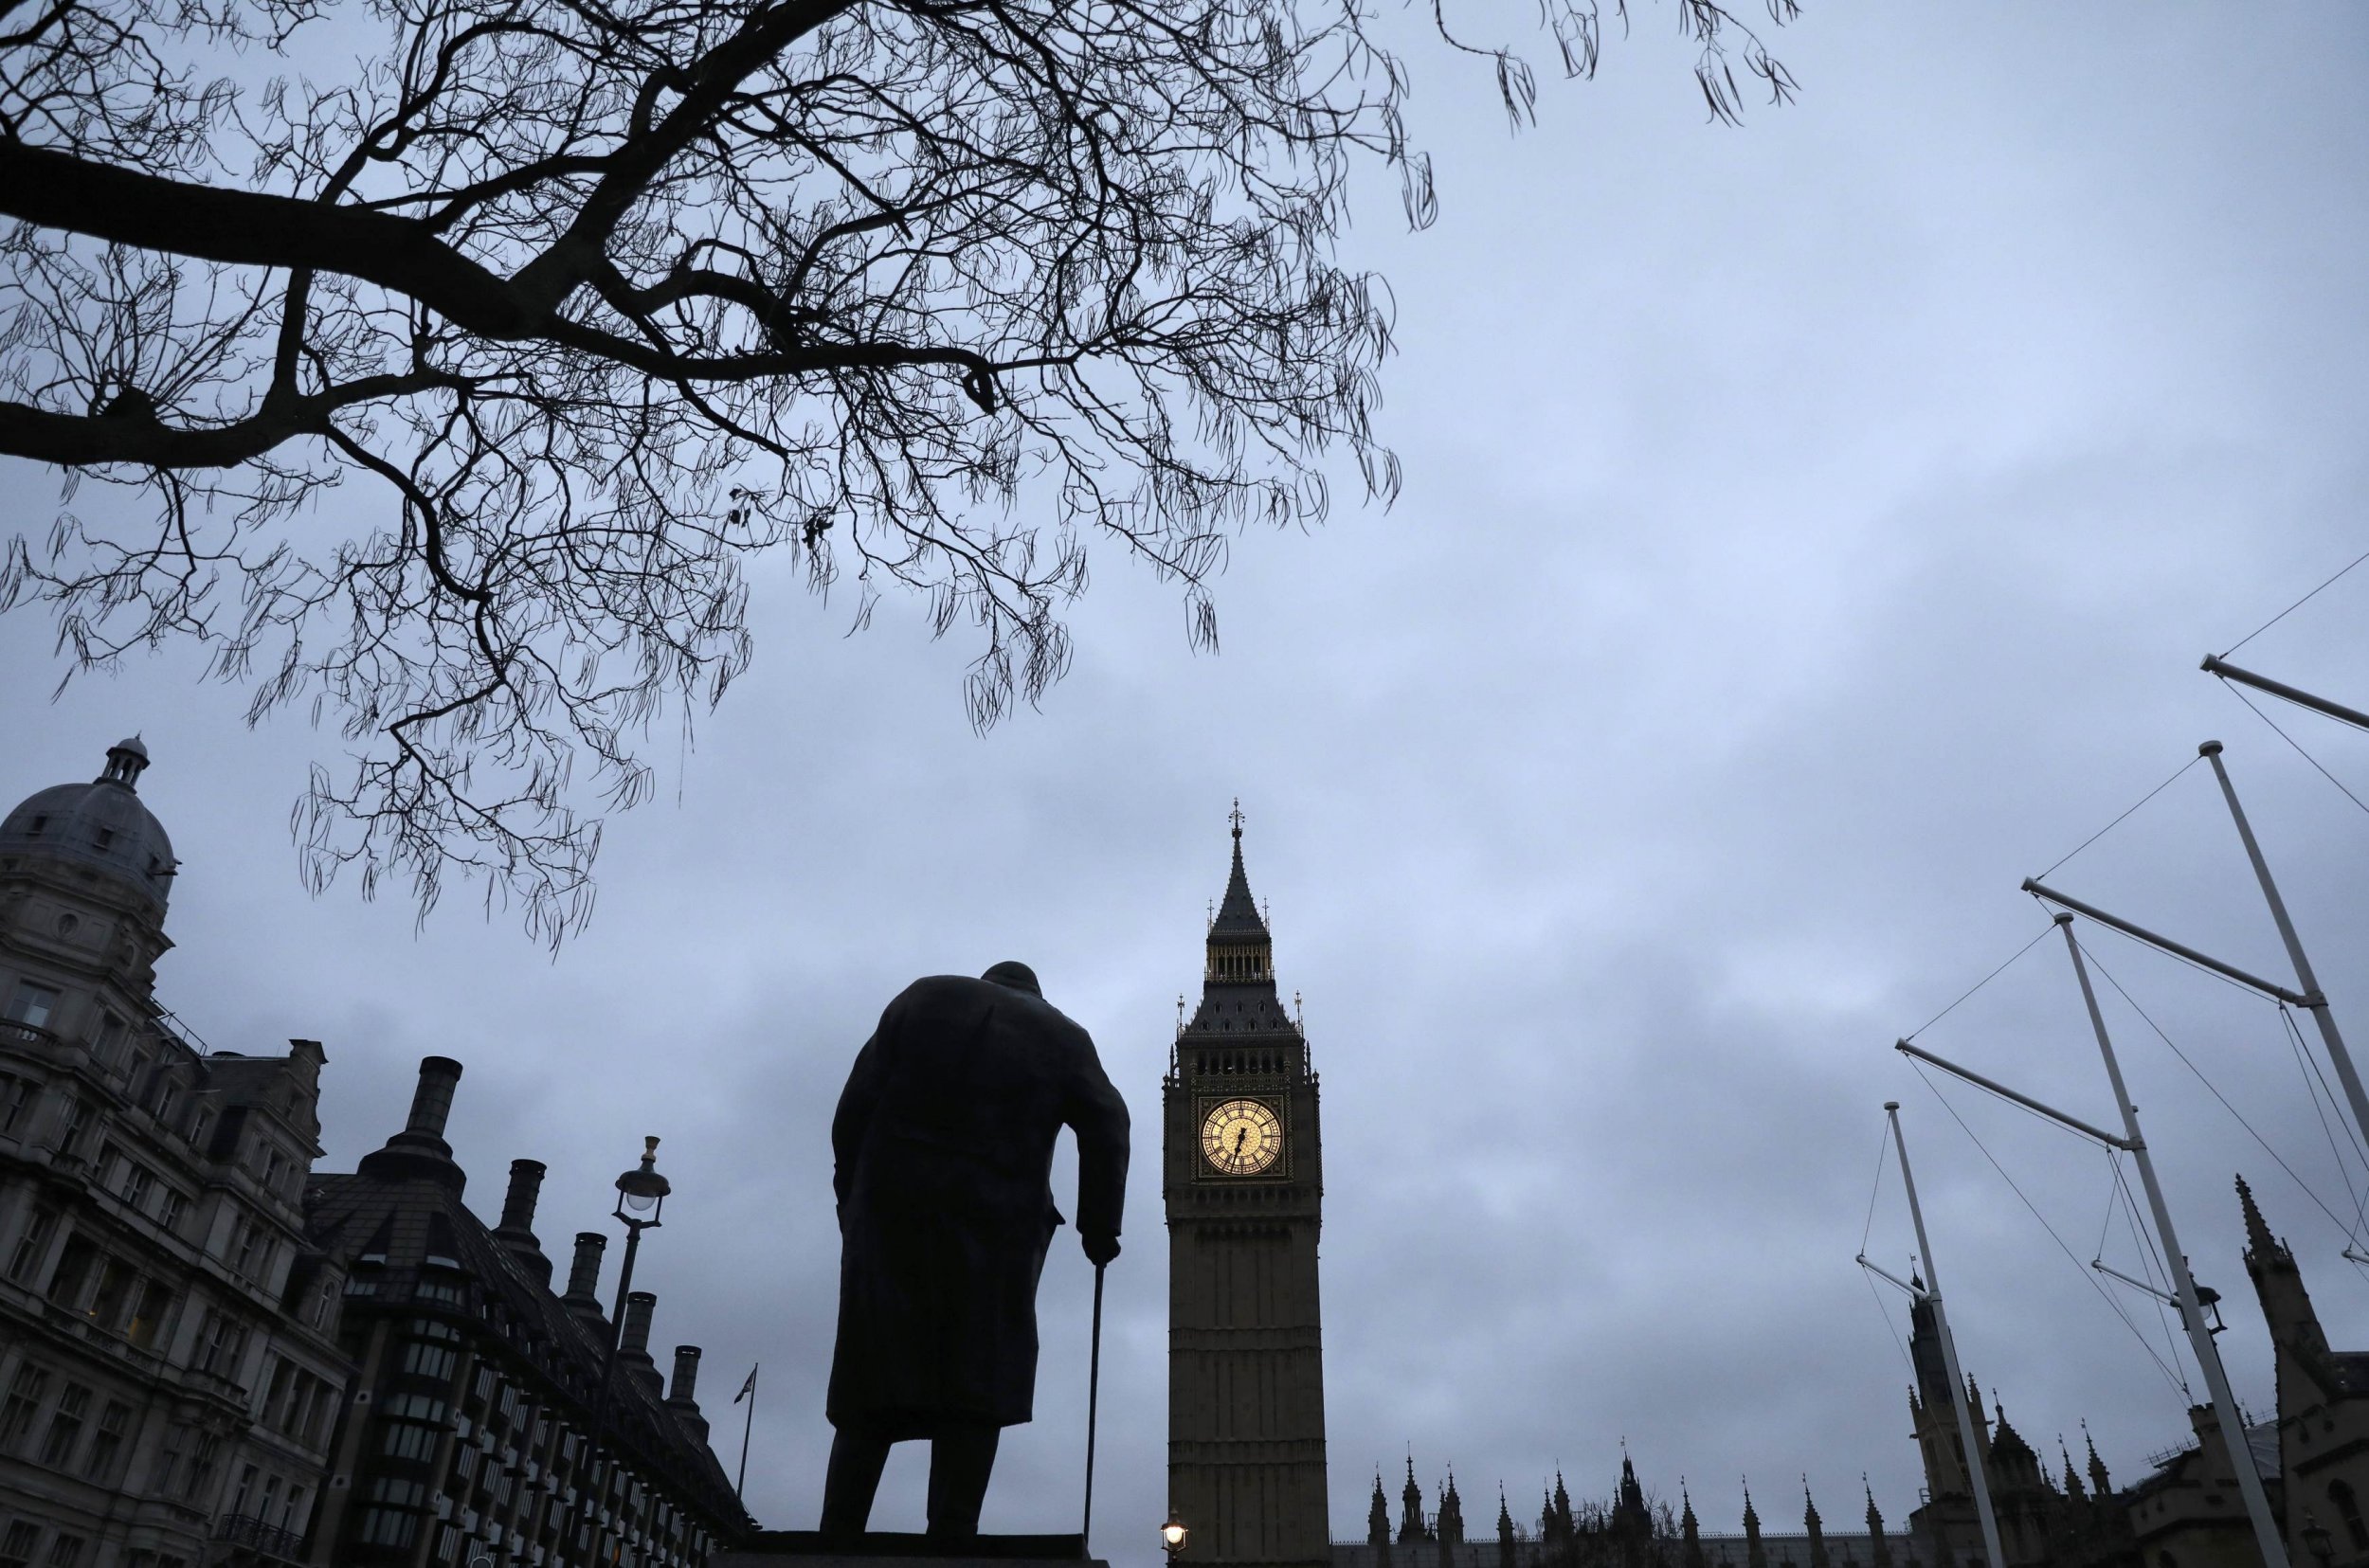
{"left": 0, "top": 0, "right": 1793, "bottom": 945}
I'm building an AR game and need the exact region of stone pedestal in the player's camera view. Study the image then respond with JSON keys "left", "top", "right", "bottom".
{"left": 714, "top": 1532, "right": 1104, "bottom": 1568}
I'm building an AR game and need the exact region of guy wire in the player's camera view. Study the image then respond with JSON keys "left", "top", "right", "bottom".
{"left": 1908, "top": 1062, "right": 2188, "bottom": 1399}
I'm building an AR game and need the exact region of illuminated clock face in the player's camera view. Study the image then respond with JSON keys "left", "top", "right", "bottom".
{"left": 1201, "top": 1098, "right": 1284, "bottom": 1176}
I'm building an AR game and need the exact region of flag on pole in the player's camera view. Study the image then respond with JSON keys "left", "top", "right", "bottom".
{"left": 735, "top": 1363, "right": 759, "bottom": 1404}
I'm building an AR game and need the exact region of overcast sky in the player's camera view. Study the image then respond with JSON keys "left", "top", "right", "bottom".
{"left": 8, "top": 5, "right": 2369, "bottom": 1565}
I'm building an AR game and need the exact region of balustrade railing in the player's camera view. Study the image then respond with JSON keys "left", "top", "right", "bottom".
{"left": 212, "top": 1513, "right": 306, "bottom": 1560}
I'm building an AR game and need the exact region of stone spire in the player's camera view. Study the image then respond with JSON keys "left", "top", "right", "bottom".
{"left": 1371, "top": 1470, "right": 1393, "bottom": 1549}
{"left": 1553, "top": 1469, "right": 1574, "bottom": 1539}
{"left": 2084, "top": 1423, "right": 2111, "bottom": 1496}
{"left": 2058, "top": 1437, "right": 2086, "bottom": 1501}
{"left": 1211, "top": 801, "right": 1267, "bottom": 936}
{"left": 1439, "top": 1469, "right": 1466, "bottom": 1547}
{"left": 1744, "top": 1482, "right": 1767, "bottom": 1568}
{"left": 1681, "top": 1483, "right": 1705, "bottom": 1568}
{"left": 1864, "top": 1479, "right": 1890, "bottom": 1568}
{"left": 1988, "top": 1396, "right": 2042, "bottom": 1491}
{"left": 1401, "top": 1453, "right": 1428, "bottom": 1544}
{"left": 2239, "top": 1173, "right": 2331, "bottom": 1379}
{"left": 1613, "top": 1451, "right": 1651, "bottom": 1539}
{"left": 1498, "top": 1487, "right": 1519, "bottom": 1568}
{"left": 1191, "top": 801, "right": 1294, "bottom": 1034}
{"left": 1804, "top": 1479, "right": 1829, "bottom": 1568}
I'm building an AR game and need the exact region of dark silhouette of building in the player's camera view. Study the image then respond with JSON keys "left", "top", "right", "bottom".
{"left": 1166, "top": 807, "right": 1331, "bottom": 1565}
{"left": 0, "top": 740, "right": 353, "bottom": 1568}
{"left": 303, "top": 1055, "right": 746, "bottom": 1565}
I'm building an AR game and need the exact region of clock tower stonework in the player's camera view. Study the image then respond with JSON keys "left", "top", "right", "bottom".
{"left": 1165, "top": 808, "right": 1331, "bottom": 1565}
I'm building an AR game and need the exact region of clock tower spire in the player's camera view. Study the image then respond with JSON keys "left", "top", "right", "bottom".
{"left": 1166, "top": 804, "right": 1330, "bottom": 1566}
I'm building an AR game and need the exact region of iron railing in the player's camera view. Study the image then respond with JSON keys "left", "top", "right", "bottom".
{"left": 212, "top": 1513, "right": 306, "bottom": 1560}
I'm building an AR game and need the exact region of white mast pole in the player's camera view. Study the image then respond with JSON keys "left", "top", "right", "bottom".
{"left": 2198, "top": 739, "right": 2369, "bottom": 1160}
{"left": 2054, "top": 914, "right": 2288, "bottom": 1568}
{"left": 1885, "top": 1101, "right": 2006, "bottom": 1568}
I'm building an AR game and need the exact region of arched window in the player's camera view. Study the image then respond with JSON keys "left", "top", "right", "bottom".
{"left": 2330, "top": 1479, "right": 2368, "bottom": 1551}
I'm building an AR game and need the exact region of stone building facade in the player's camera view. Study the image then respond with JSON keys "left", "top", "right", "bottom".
{"left": 0, "top": 739, "right": 747, "bottom": 1568}
{"left": 301, "top": 1054, "right": 747, "bottom": 1567}
{"left": 0, "top": 740, "right": 352, "bottom": 1568}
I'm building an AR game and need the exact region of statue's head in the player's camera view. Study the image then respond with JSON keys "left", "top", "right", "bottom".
{"left": 982, "top": 961, "right": 1041, "bottom": 996}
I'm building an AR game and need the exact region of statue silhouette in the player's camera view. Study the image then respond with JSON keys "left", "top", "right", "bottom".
{"left": 821, "top": 963, "right": 1130, "bottom": 1544}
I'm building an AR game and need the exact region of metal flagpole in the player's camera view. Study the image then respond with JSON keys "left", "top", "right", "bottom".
{"left": 1083, "top": 1262, "right": 1106, "bottom": 1555}
{"left": 2053, "top": 916, "right": 2288, "bottom": 1568}
{"left": 2202, "top": 656, "right": 2369, "bottom": 732}
{"left": 2199, "top": 739, "right": 2369, "bottom": 1158}
{"left": 734, "top": 1363, "right": 758, "bottom": 1503}
{"left": 1883, "top": 1102, "right": 2006, "bottom": 1568}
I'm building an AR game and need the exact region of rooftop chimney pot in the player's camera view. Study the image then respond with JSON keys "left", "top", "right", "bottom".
{"left": 621, "top": 1290, "right": 657, "bottom": 1358}
{"left": 565, "top": 1231, "right": 606, "bottom": 1303}
{"left": 669, "top": 1345, "right": 702, "bottom": 1407}
{"left": 406, "top": 1055, "right": 464, "bottom": 1139}
{"left": 499, "top": 1159, "right": 547, "bottom": 1235}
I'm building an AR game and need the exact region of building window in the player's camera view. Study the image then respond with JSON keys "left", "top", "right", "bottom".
{"left": 46, "top": 1096, "right": 88, "bottom": 1157}
{"left": 228, "top": 1218, "right": 262, "bottom": 1275}
{"left": 5, "top": 982, "right": 59, "bottom": 1029}
{"left": 156, "top": 1190, "right": 187, "bottom": 1236}
{"left": 39, "top": 1382, "right": 90, "bottom": 1469}
{"left": 228, "top": 1464, "right": 261, "bottom": 1519}
{"left": 0, "top": 1075, "right": 32, "bottom": 1136}
{"left": 195, "top": 1312, "right": 245, "bottom": 1378}
{"left": 370, "top": 1477, "right": 428, "bottom": 1509}
{"left": 358, "top": 1509, "right": 418, "bottom": 1550}
{"left": 380, "top": 1419, "right": 440, "bottom": 1463}
{"left": 152, "top": 1422, "right": 187, "bottom": 1495}
{"left": 0, "top": 1362, "right": 52, "bottom": 1451}
{"left": 40, "top": 1537, "right": 81, "bottom": 1568}
{"left": 280, "top": 1485, "right": 308, "bottom": 1535}
{"left": 2333, "top": 1481, "right": 2368, "bottom": 1551}
{"left": 44, "top": 1236, "right": 95, "bottom": 1307}
{"left": 86, "top": 1257, "right": 135, "bottom": 1331}
{"left": 124, "top": 1281, "right": 172, "bottom": 1350}
{"left": 0, "top": 1522, "right": 36, "bottom": 1568}
{"left": 118, "top": 1162, "right": 153, "bottom": 1211}
{"left": 82, "top": 1400, "right": 131, "bottom": 1483}
{"left": 181, "top": 1432, "right": 222, "bottom": 1504}
{"left": 6, "top": 1210, "right": 56, "bottom": 1283}
{"left": 402, "top": 1339, "right": 460, "bottom": 1383}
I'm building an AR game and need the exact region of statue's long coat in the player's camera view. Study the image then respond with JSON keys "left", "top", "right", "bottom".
{"left": 827, "top": 974, "right": 1130, "bottom": 1436}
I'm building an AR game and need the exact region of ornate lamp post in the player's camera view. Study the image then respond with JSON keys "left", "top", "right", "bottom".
{"left": 580, "top": 1137, "right": 670, "bottom": 1568}
{"left": 592, "top": 1136, "right": 672, "bottom": 1437}
{"left": 1162, "top": 1519, "right": 1189, "bottom": 1561}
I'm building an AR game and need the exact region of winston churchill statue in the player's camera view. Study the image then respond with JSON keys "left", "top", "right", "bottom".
{"left": 820, "top": 962, "right": 1130, "bottom": 1543}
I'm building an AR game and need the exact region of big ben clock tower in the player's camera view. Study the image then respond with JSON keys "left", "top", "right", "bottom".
{"left": 1166, "top": 805, "right": 1330, "bottom": 1565}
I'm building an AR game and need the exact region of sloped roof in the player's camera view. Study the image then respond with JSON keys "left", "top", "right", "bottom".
{"left": 306, "top": 1165, "right": 745, "bottom": 1533}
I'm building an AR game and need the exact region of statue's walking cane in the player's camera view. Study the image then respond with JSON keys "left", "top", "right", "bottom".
{"left": 1082, "top": 1260, "right": 1106, "bottom": 1558}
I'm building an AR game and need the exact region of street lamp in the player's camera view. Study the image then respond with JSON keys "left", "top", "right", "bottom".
{"left": 588, "top": 1138, "right": 673, "bottom": 1523}
{"left": 1162, "top": 1519, "right": 1188, "bottom": 1560}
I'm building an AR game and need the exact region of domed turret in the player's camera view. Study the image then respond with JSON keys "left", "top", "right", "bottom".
{"left": 0, "top": 738, "right": 176, "bottom": 917}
